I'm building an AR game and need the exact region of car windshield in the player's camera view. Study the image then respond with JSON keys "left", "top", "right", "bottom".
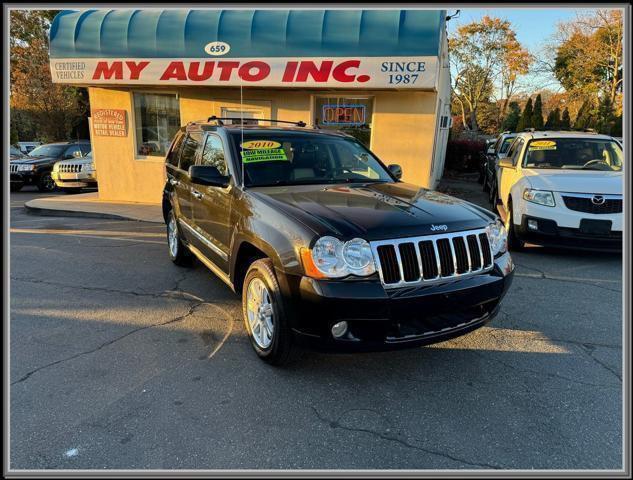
{"left": 230, "top": 132, "right": 395, "bottom": 187}
{"left": 28, "top": 144, "right": 66, "bottom": 157}
{"left": 10, "top": 146, "right": 23, "bottom": 156}
{"left": 499, "top": 137, "right": 515, "bottom": 154}
{"left": 523, "top": 138, "right": 623, "bottom": 171}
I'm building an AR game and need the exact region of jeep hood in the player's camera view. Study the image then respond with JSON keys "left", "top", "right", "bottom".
{"left": 249, "top": 182, "right": 495, "bottom": 240}
{"left": 523, "top": 169, "right": 623, "bottom": 195}
{"left": 11, "top": 156, "right": 57, "bottom": 166}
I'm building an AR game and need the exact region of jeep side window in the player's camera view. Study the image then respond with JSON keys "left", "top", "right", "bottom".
{"left": 178, "top": 133, "right": 202, "bottom": 173}
{"left": 166, "top": 133, "right": 185, "bottom": 167}
{"left": 200, "top": 134, "right": 228, "bottom": 176}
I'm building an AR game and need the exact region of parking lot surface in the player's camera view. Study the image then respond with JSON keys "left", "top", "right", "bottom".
{"left": 9, "top": 186, "right": 623, "bottom": 470}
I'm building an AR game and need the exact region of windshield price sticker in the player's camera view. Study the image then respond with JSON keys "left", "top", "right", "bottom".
{"left": 241, "top": 140, "right": 281, "bottom": 150}
{"left": 529, "top": 140, "right": 557, "bottom": 151}
{"left": 241, "top": 148, "right": 288, "bottom": 163}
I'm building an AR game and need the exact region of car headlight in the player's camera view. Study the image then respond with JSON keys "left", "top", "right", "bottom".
{"left": 486, "top": 219, "right": 507, "bottom": 256}
{"left": 18, "top": 164, "right": 34, "bottom": 172}
{"left": 523, "top": 188, "right": 555, "bottom": 207}
{"left": 302, "top": 236, "right": 376, "bottom": 278}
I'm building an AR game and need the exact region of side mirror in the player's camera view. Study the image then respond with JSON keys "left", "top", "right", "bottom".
{"left": 388, "top": 164, "right": 403, "bottom": 180}
{"left": 189, "top": 165, "right": 230, "bottom": 187}
{"left": 498, "top": 158, "right": 514, "bottom": 169}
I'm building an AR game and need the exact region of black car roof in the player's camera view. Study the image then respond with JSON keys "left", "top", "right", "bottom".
{"left": 184, "top": 122, "right": 352, "bottom": 138}
{"left": 40, "top": 140, "right": 91, "bottom": 146}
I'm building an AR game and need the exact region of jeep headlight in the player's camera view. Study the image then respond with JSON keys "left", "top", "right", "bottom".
{"left": 302, "top": 236, "right": 376, "bottom": 278}
{"left": 523, "top": 188, "right": 555, "bottom": 207}
{"left": 486, "top": 219, "right": 507, "bottom": 256}
{"left": 18, "top": 164, "right": 35, "bottom": 172}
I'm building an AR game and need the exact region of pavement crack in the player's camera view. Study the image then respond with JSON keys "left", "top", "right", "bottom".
{"left": 513, "top": 267, "right": 621, "bottom": 293}
{"left": 11, "top": 302, "right": 205, "bottom": 386}
{"left": 11, "top": 276, "right": 200, "bottom": 302}
{"left": 310, "top": 407, "right": 503, "bottom": 469}
{"left": 579, "top": 345, "right": 622, "bottom": 381}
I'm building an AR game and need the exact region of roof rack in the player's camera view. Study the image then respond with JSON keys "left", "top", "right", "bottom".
{"left": 523, "top": 128, "right": 536, "bottom": 132}
{"left": 583, "top": 128, "right": 597, "bottom": 133}
{"left": 206, "top": 116, "right": 307, "bottom": 127}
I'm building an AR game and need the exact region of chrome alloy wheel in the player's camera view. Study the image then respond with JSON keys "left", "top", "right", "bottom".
{"left": 246, "top": 278, "right": 274, "bottom": 348}
{"left": 168, "top": 214, "right": 178, "bottom": 257}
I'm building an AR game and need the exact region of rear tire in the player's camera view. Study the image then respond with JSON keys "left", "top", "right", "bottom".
{"left": 482, "top": 173, "right": 490, "bottom": 192}
{"left": 10, "top": 184, "right": 23, "bottom": 192}
{"left": 167, "top": 209, "right": 193, "bottom": 266}
{"left": 488, "top": 181, "right": 498, "bottom": 206}
{"left": 505, "top": 200, "right": 525, "bottom": 251}
{"left": 242, "top": 259, "right": 294, "bottom": 366}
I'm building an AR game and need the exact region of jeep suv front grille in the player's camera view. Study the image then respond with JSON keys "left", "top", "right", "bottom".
{"left": 10, "top": 164, "right": 19, "bottom": 173}
{"left": 58, "top": 163, "right": 83, "bottom": 173}
{"left": 371, "top": 228, "right": 494, "bottom": 288}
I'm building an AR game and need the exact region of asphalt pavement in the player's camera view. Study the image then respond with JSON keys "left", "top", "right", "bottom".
{"left": 9, "top": 186, "right": 623, "bottom": 470}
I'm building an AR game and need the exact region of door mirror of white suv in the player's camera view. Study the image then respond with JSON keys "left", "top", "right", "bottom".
{"left": 498, "top": 158, "right": 515, "bottom": 169}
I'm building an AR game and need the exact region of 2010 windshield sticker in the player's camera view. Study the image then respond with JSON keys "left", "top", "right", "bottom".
{"left": 529, "top": 140, "right": 557, "bottom": 151}
{"left": 240, "top": 140, "right": 288, "bottom": 163}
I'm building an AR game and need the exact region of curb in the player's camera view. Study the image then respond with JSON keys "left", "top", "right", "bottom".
{"left": 24, "top": 202, "right": 164, "bottom": 224}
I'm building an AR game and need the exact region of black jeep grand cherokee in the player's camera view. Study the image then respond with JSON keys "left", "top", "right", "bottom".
{"left": 163, "top": 118, "right": 514, "bottom": 365}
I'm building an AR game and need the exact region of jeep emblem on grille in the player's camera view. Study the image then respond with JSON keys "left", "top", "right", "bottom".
{"left": 591, "top": 195, "right": 605, "bottom": 205}
{"left": 430, "top": 224, "right": 448, "bottom": 231}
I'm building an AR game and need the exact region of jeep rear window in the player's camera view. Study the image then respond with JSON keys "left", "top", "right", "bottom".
{"left": 230, "top": 132, "right": 394, "bottom": 187}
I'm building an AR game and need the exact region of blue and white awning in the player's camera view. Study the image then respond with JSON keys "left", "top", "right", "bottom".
{"left": 49, "top": 9, "right": 445, "bottom": 89}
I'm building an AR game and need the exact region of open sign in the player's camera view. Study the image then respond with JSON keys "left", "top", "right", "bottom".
{"left": 322, "top": 104, "right": 366, "bottom": 126}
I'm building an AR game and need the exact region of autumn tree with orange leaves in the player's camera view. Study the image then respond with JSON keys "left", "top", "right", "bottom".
{"left": 10, "top": 10, "right": 89, "bottom": 143}
{"left": 450, "top": 15, "right": 532, "bottom": 132}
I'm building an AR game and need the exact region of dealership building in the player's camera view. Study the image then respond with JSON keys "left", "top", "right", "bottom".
{"left": 49, "top": 8, "right": 451, "bottom": 203}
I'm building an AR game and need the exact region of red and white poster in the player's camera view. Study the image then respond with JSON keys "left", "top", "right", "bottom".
{"left": 50, "top": 57, "right": 438, "bottom": 90}
{"left": 92, "top": 109, "right": 128, "bottom": 137}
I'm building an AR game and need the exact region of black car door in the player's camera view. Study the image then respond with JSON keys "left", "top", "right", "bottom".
{"left": 173, "top": 132, "right": 202, "bottom": 225}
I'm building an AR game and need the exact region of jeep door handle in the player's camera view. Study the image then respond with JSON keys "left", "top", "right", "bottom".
{"left": 192, "top": 190, "right": 204, "bottom": 200}
{"left": 169, "top": 178, "right": 179, "bottom": 186}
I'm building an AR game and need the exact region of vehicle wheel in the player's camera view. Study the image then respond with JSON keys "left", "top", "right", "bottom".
{"left": 62, "top": 188, "right": 82, "bottom": 194}
{"left": 10, "top": 184, "right": 23, "bottom": 192}
{"left": 242, "top": 259, "right": 294, "bottom": 366}
{"left": 37, "top": 173, "right": 57, "bottom": 192}
{"left": 167, "top": 209, "right": 193, "bottom": 266}
{"left": 505, "top": 200, "right": 525, "bottom": 251}
{"left": 482, "top": 174, "right": 490, "bottom": 193}
{"left": 488, "top": 181, "right": 497, "bottom": 206}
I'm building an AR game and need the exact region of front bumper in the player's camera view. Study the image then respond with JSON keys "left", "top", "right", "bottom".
{"left": 516, "top": 215, "right": 622, "bottom": 251}
{"left": 10, "top": 172, "right": 38, "bottom": 185}
{"left": 51, "top": 171, "right": 97, "bottom": 188}
{"left": 278, "top": 251, "right": 514, "bottom": 351}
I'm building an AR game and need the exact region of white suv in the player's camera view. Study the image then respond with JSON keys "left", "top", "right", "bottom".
{"left": 496, "top": 130, "right": 623, "bottom": 251}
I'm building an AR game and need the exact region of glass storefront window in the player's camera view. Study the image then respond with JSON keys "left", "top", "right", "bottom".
{"left": 313, "top": 96, "right": 373, "bottom": 147}
{"left": 133, "top": 92, "right": 181, "bottom": 157}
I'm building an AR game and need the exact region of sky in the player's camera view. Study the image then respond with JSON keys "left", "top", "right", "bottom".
{"left": 446, "top": 7, "right": 592, "bottom": 94}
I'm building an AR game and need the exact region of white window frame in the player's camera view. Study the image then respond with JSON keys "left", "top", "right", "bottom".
{"left": 130, "top": 90, "right": 181, "bottom": 162}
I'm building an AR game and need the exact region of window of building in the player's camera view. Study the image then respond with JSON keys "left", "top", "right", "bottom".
{"left": 133, "top": 92, "right": 181, "bottom": 158}
{"left": 200, "top": 135, "right": 228, "bottom": 175}
{"left": 178, "top": 133, "right": 202, "bottom": 172}
{"left": 313, "top": 96, "right": 373, "bottom": 147}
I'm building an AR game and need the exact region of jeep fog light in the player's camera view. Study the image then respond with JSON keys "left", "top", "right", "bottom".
{"left": 331, "top": 321, "right": 348, "bottom": 338}
{"left": 527, "top": 219, "right": 538, "bottom": 231}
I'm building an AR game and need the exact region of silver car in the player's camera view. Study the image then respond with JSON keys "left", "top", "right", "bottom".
{"left": 52, "top": 151, "right": 97, "bottom": 193}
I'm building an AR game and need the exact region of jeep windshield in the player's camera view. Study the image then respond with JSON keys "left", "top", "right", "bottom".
{"left": 230, "top": 132, "right": 395, "bottom": 187}
{"left": 28, "top": 144, "right": 65, "bottom": 158}
{"left": 523, "top": 138, "right": 623, "bottom": 171}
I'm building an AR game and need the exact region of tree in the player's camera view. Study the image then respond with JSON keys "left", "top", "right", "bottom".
{"left": 595, "top": 95, "right": 617, "bottom": 135}
{"left": 573, "top": 99, "right": 596, "bottom": 130}
{"left": 476, "top": 101, "right": 501, "bottom": 135}
{"left": 10, "top": 10, "right": 89, "bottom": 142}
{"left": 544, "top": 108, "right": 561, "bottom": 130}
{"left": 450, "top": 15, "right": 531, "bottom": 132}
{"left": 560, "top": 108, "right": 571, "bottom": 129}
{"left": 501, "top": 101, "right": 521, "bottom": 131}
{"left": 531, "top": 94, "right": 544, "bottom": 130}
{"left": 516, "top": 97, "right": 533, "bottom": 132}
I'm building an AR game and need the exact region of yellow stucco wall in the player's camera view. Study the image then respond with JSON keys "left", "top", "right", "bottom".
{"left": 88, "top": 86, "right": 437, "bottom": 204}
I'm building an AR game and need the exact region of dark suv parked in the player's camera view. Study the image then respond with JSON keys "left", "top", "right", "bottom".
{"left": 163, "top": 118, "right": 514, "bottom": 364}
{"left": 10, "top": 140, "right": 91, "bottom": 192}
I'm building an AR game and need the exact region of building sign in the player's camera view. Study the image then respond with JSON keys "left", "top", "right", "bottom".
{"left": 92, "top": 109, "right": 127, "bottom": 137}
{"left": 50, "top": 57, "right": 438, "bottom": 90}
{"left": 322, "top": 104, "right": 366, "bottom": 126}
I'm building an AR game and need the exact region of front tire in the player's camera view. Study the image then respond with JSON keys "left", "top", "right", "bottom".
{"left": 242, "top": 259, "right": 294, "bottom": 366}
{"left": 37, "top": 173, "right": 57, "bottom": 192}
{"left": 167, "top": 209, "right": 193, "bottom": 266}
{"left": 10, "top": 183, "right": 23, "bottom": 192}
{"left": 505, "top": 199, "right": 525, "bottom": 251}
